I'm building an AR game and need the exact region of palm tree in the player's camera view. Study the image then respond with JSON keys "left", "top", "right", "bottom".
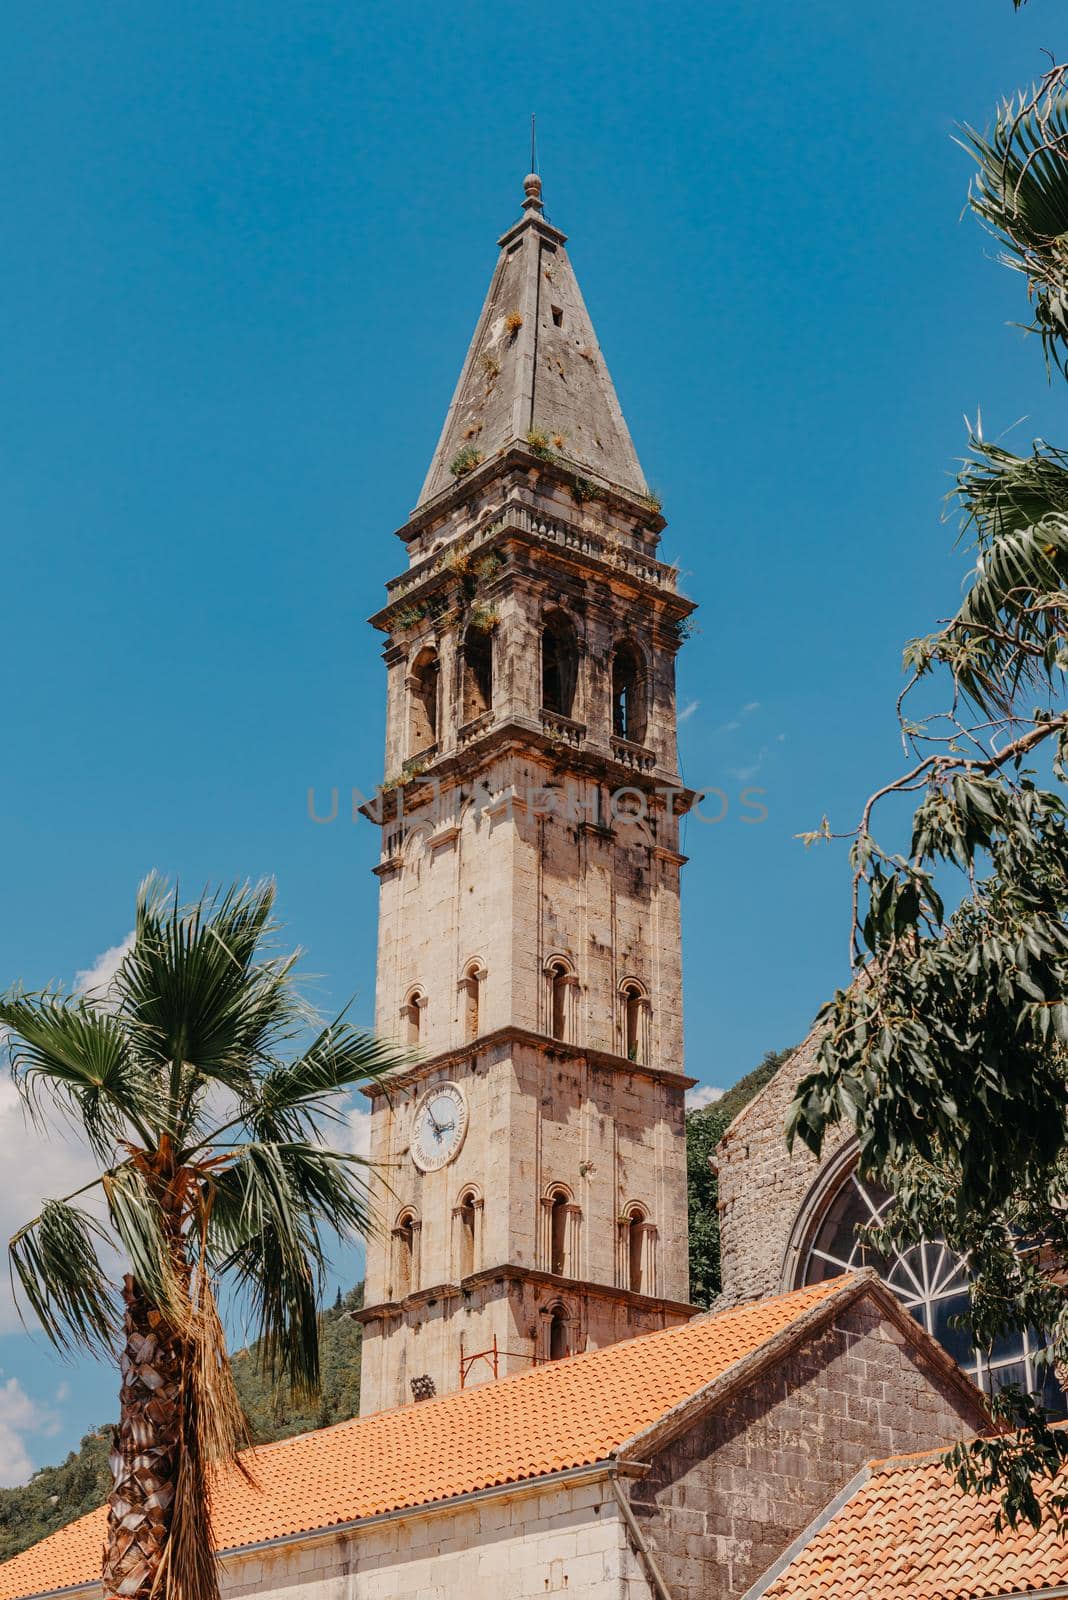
{"left": 1, "top": 877, "right": 406, "bottom": 1600}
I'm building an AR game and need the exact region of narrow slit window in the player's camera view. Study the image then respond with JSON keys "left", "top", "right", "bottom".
{"left": 548, "top": 961, "right": 570, "bottom": 1042}
{"left": 628, "top": 1209, "right": 645, "bottom": 1294}
{"left": 548, "top": 1311, "right": 569, "bottom": 1361}
{"left": 549, "top": 1190, "right": 569, "bottom": 1276}
{"left": 395, "top": 1214, "right": 416, "bottom": 1297}
{"left": 462, "top": 963, "right": 483, "bottom": 1041}
{"left": 405, "top": 990, "right": 424, "bottom": 1046}
{"left": 458, "top": 1192, "right": 477, "bottom": 1279}
{"left": 622, "top": 982, "right": 643, "bottom": 1063}
{"left": 551, "top": 305, "right": 564, "bottom": 327}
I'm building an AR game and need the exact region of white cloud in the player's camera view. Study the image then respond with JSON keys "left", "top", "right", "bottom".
{"left": 0, "top": 1081, "right": 101, "bottom": 1332}
{"left": 75, "top": 932, "right": 134, "bottom": 999}
{"left": 686, "top": 1084, "right": 725, "bottom": 1111}
{"left": 678, "top": 700, "right": 700, "bottom": 723}
{"left": 0, "top": 1376, "right": 60, "bottom": 1488}
{"left": 0, "top": 933, "right": 138, "bottom": 1333}
{"left": 714, "top": 701, "right": 762, "bottom": 738}
{"left": 349, "top": 1104, "right": 372, "bottom": 1162}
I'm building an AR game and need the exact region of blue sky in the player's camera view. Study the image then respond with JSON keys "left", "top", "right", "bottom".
{"left": 0, "top": 0, "right": 1061, "bottom": 1474}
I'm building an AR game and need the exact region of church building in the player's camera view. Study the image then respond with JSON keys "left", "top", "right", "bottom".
{"left": 0, "top": 175, "right": 1063, "bottom": 1600}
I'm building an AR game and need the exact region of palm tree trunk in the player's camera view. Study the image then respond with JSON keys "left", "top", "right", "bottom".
{"left": 103, "top": 1275, "right": 185, "bottom": 1600}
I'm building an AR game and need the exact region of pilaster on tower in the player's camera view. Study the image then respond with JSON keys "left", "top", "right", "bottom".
{"left": 356, "top": 174, "right": 699, "bottom": 1416}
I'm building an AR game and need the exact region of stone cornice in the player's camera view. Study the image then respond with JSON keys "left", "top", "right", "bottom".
{"left": 359, "top": 1024, "right": 696, "bottom": 1099}
{"left": 354, "top": 1263, "right": 697, "bottom": 1326}
{"left": 358, "top": 723, "right": 696, "bottom": 820}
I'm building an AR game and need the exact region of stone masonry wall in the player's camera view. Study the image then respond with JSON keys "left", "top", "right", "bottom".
{"left": 632, "top": 1294, "right": 988, "bottom": 1600}
{"left": 215, "top": 1477, "right": 647, "bottom": 1600}
{"left": 716, "top": 1026, "right": 854, "bottom": 1306}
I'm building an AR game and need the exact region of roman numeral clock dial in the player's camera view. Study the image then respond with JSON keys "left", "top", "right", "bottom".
{"left": 410, "top": 1082, "right": 469, "bottom": 1172}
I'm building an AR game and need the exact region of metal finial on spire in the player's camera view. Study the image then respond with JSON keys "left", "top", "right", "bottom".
{"left": 523, "top": 119, "right": 543, "bottom": 214}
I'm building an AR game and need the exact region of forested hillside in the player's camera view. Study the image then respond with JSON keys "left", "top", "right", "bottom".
{"left": 0, "top": 1050, "right": 793, "bottom": 1561}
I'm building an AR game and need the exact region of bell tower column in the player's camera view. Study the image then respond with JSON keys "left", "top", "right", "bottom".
{"left": 356, "top": 174, "right": 699, "bottom": 1414}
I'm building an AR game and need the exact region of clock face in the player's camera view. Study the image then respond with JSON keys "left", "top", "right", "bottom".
{"left": 410, "top": 1082, "right": 469, "bottom": 1172}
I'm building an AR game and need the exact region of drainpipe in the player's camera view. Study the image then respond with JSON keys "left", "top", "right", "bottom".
{"left": 609, "top": 1475, "right": 675, "bottom": 1600}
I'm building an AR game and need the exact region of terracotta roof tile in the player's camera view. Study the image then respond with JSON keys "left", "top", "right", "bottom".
{"left": 0, "top": 1276, "right": 854, "bottom": 1600}
{"left": 764, "top": 1445, "right": 1068, "bottom": 1600}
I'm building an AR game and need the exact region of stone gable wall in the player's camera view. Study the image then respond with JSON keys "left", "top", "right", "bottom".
{"left": 632, "top": 1295, "right": 987, "bottom": 1600}
{"left": 716, "top": 1027, "right": 854, "bottom": 1305}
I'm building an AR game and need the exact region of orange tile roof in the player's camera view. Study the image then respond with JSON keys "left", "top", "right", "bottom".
{"left": 0, "top": 1275, "right": 859, "bottom": 1600}
{"left": 763, "top": 1446, "right": 1068, "bottom": 1600}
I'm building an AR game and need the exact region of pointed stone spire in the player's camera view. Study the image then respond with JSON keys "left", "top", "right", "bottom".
{"left": 416, "top": 175, "right": 648, "bottom": 508}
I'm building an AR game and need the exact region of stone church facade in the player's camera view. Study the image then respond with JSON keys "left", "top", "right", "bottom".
{"left": 1, "top": 174, "right": 1063, "bottom": 1600}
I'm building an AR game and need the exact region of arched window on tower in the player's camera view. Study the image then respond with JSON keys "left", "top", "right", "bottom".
{"left": 408, "top": 647, "right": 439, "bottom": 756}
{"left": 456, "top": 1189, "right": 479, "bottom": 1279}
{"left": 393, "top": 1211, "right": 419, "bottom": 1299}
{"left": 621, "top": 980, "right": 646, "bottom": 1063}
{"left": 403, "top": 988, "right": 425, "bottom": 1046}
{"left": 627, "top": 1205, "right": 647, "bottom": 1294}
{"left": 611, "top": 640, "right": 647, "bottom": 745}
{"left": 548, "top": 1307, "right": 571, "bottom": 1362}
{"left": 549, "top": 1188, "right": 570, "bottom": 1276}
{"left": 547, "top": 959, "right": 573, "bottom": 1042}
{"left": 460, "top": 960, "right": 484, "bottom": 1041}
{"left": 541, "top": 612, "right": 578, "bottom": 718}
{"left": 461, "top": 626, "right": 493, "bottom": 724}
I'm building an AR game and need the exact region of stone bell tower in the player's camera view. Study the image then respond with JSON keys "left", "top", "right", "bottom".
{"left": 356, "top": 173, "right": 698, "bottom": 1414}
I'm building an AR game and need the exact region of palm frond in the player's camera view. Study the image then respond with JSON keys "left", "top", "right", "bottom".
{"left": 101, "top": 1163, "right": 186, "bottom": 1323}
{"left": 937, "top": 433, "right": 1068, "bottom": 715}
{"left": 246, "top": 1022, "right": 407, "bottom": 1144}
{"left": 0, "top": 992, "right": 154, "bottom": 1158}
{"left": 9, "top": 1198, "right": 116, "bottom": 1356}
{"left": 114, "top": 876, "right": 305, "bottom": 1141}
{"left": 963, "top": 78, "right": 1068, "bottom": 374}
{"left": 208, "top": 1142, "right": 377, "bottom": 1391}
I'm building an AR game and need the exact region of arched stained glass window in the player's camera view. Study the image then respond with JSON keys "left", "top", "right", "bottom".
{"left": 802, "top": 1168, "right": 1065, "bottom": 1418}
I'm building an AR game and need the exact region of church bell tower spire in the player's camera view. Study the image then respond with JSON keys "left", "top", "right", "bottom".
{"left": 356, "top": 173, "right": 699, "bottom": 1414}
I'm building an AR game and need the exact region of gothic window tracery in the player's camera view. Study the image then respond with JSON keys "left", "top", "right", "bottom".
{"left": 799, "top": 1166, "right": 1065, "bottom": 1417}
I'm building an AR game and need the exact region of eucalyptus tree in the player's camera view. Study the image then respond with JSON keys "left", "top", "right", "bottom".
{"left": 1, "top": 878, "right": 405, "bottom": 1600}
{"left": 788, "top": 64, "right": 1068, "bottom": 1530}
